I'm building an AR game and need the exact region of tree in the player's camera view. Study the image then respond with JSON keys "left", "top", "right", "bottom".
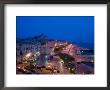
{"left": 58, "top": 53, "right": 75, "bottom": 63}
{"left": 20, "top": 51, "right": 23, "bottom": 55}
{"left": 54, "top": 47, "right": 62, "bottom": 53}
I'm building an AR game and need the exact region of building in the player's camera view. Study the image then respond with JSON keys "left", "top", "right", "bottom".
{"left": 16, "top": 42, "right": 41, "bottom": 61}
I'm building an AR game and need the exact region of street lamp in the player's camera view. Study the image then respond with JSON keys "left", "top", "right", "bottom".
{"left": 36, "top": 51, "right": 40, "bottom": 56}
{"left": 25, "top": 53, "right": 32, "bottom": 58}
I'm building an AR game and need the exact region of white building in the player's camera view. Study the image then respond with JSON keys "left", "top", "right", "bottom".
{"left": 16, "top": 42, "right": 41, "bottom": 61}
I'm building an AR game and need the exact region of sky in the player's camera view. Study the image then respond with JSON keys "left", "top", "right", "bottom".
{"left": 16, "top": 16, "right": 94, "bottom": 48}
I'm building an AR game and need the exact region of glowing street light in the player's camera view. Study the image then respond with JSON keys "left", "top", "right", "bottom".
{"left": 36, "top": 51, "right": 40, "bottom": 56}
{"left": 25, "top": 53, "right": 32, "bottom": 58}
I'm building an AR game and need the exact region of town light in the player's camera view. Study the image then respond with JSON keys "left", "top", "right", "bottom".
{"left": 25, "top": 53, "right": 32, "bottom": 58}
{"left": 36, "top": 51, "right": 40, "bottom": 56}
{"left": 45, "top": 55, "right": 48, "bottom": 58}
{"left": 72, "top": 68, "right": 74, "bottom": 71}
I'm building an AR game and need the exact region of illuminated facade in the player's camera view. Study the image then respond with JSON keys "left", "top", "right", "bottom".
{"left": 16, "top": 42, "right": 41, "bottom": 61}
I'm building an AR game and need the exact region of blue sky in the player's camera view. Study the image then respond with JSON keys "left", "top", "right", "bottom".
{"left": 16, "top": 16, "right": 94, "bottom": 47}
